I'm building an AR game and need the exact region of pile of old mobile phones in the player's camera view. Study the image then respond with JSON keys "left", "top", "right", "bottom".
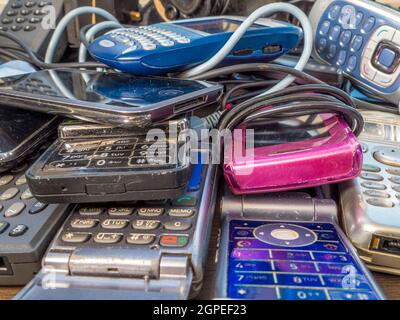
{"left": 26, "top": 118, "right": 194, "bottom": 203}
{"left": 214, "top": 188, "right": 385, "bottom": 300}
{"left": 223, "top": 113, "right": 362, "bottom": 194}
{"left": 0, "top": 69, "right": 223, "bottom": 128}
{"left": 16, "top": 151, "right": 219, "bottom": 300}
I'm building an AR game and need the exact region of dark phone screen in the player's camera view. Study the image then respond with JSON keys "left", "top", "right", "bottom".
{"left": 181, "top": 18, "right": 264, "bottom": 34}
{"left": 0, "top": 69, "right": 209, "bottom": 108}
{"left": 0, "top": 106, "right": 53, "bottom": 155}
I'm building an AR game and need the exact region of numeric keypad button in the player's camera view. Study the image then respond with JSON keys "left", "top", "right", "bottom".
{"left": 62, "top": 232, "right": 91, "bottom": 243}
{"left": 387, "top": 169, "right": 400, "bottom": 176}
{"left": 132, "top": 220, "right": 160, "bottom": 230}
{"left": 94, "top": 233, "right": 122, "bottom": 244}
{"left": 362, "top": 164, "right": 381, "bottom": 173}
{"left": 366, "top": 198, "right": 394, "bottom": 208}
{"left": 160, "top": 235, "right": 189, "bottom": 248}
{"left": 389, "top": 177, "right": 400, "bottom": 185}
{"left": 360, "top": 173, "right": 384, "bottom": 182}
{"left": 70, "top": 218, "right": 98, "bottom": 229}
{"left": 4, "top": 202, "right": 25, "bottom": 218}
{"left": 0, "top": 221, "right": 9, "bottom": 234}
{"left": 363, "top": 190, "right": 390, "bottom": 199}
{"left": 127, "top": 233, "right": 155, "bottom": 245}
{"left": 79, "top": 207, "right": 103, "bottom": 216}
{"left": 15, "top": 175, "right": 27, "bottom": 186}
{"left": 108, "top": 207, "right": 133, "bottom": 216}
{"left": 0, "top": 175, "right": 14, "bottom": 186}
{"left": 101, "top": 219, "right": 129, "bottom": 230}
{"left": 25, "top": 1, "right": 37, "bottom": 7}
{"left": 164, "top": 221, "right": 191, "bottom": 231}
{"left": 361, "top": 182, "right": 387, "bottom": 190}
{"left": 374, "top": 148, "right": 400, "bottom": 167}
{"left": 0, "top": 188, "right": 19, "bottom": 201}
{"left": 29, "top": 202, "right": 48, "bottom": 214}
{"left": 9, "top": 224, "right": 28, "bottom": 237}
{"left": 136, "top": 208, "right": 164, "bottom": 217}
{"left": 20, "top": 189, "right": 33, "bottom": 200}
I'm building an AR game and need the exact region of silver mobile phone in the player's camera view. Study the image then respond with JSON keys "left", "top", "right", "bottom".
{"left": 215, "top": 190, "right": 384, "bottom": 300}
{"left": 15, "top": 153, "right": 218, "bottom": 300}
{"left": 340, "top": 109, "right": 400, "bottom": 275}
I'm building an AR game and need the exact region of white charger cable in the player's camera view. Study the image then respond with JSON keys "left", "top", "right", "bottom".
{"left": 45, "top": 6, "right": 119, "bottom": 63}
{"left": 180, "top": 3, "right": 313, "bottom": 97}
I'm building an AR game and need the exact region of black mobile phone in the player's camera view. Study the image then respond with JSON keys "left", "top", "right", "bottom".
{"left": 16, "top": 153, "right": 219, "bottom": 300}
{"left": 26, "top": 119, "right": 193, "bottom": 203}
{"left": 0, "top": 106, "right": 60, "bottom": 173}
{"left": 0, "top": 69, "right": 223, "bottom": 128}
{"left": 0, "top": 160, "right": 70, "bottom": 286}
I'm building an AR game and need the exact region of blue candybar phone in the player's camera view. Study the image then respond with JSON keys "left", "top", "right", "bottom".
{"left": 215, "top": 190, "right": 385, "bottom": 300}
{"left": 88, "top": 16, "right": 302, "bottom": 75}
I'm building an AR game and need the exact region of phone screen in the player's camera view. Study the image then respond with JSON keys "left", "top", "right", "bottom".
{"left": 0, "top": 69, "right": 211, "bottom": 108}
{"left": 0, "top": 107, "right": 53, "bottom": 158}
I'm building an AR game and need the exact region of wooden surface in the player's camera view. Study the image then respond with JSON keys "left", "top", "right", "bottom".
{"left": 1, "top": 209, "right": 400, "bottom": 300}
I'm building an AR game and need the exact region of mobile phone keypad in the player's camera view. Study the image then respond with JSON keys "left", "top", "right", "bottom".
{"left": 359, "top": 142, "right": 400, "bottom": 209}
{"left": 56, "top": 162, "right": 205, "bottom": 250}
{"left": 43, "top": 137, "right": 179, "bottom": 172}
{"left": 228, "top": 220, "right": 380, "bottom": 300}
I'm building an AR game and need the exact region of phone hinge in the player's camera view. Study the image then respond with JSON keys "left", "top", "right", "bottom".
{"left": 67, "top": 248, "right": 160, "bottom": 278}
{"left": 222, "top": 192, "right": 337, "bottom": 222}
{"left": 159, "top": 255, "right": 190, "bottom": 279}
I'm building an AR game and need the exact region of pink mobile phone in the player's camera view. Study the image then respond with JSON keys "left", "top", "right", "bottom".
{"left": 223, "top": 113, "right": 362, "bottom": 194}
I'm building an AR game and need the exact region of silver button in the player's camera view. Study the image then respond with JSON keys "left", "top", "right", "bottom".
{"left": 176, "top": 37, "right": 190, "bottom": 44}
{"left": 360, "top": 172, "right": 384, "bottom": 181}
{"left": 132, "top": 220, "right": 160, "bottom": 230}
{"left": 15, "top": 175, "right": 27, "bottom": 186}
{"left": 389, "top": 176, "right": 400, "bottom": 185}
{"left": 366, "top": 198, "right": 394, "bottom": 207}
{"left": 164, "top": 221, "right": 191, "bottom": 231}
{"left": 108, "top": 207, "right": 133, "bottom": 216}
{"left": 160, "top": 40, "right": 174, "bottom": 47}
{"left": 361, "top": 182, "right": 387, "bottom": 190}
{"left": 362, "top": 164, "right": 381, "bottom": 173}
{"left": 0, "top": 187, "right": 19, "bottom": 201}
{"left": 127, "top": 233, "right": 155, "bottom": 245}
{"left": 79, "top": 207, "right": 103, "bottom": 216}
{"left": 387, "top": 169, "right": 400, "bottom": 176}
{"left": 374, "top": 147, "right": 400, "bottom": 167}
{"left": 0, "top": 175, "right": 14, "bottom": 186}
{"left": 143, "top": 44, "right": 157, "bottom": 50}
{"left": 20, "top": 188, "right": 33, "bottom": 200}
{"left": 94, "top": 233, "right": 122, "bottom": 244}
{"left": 70, "top": 218, "right": 98, "bottom": 229}
{"left": 4, "top": 202, "right": 26, "bottom": 218}
{"left": 62, "top": 232, "right": 91, "bottom": 243}
{"left": 393, "top": 185, "right": 400, "bottom": 193}
{"left": 101, "top": 219, "right": 129, "bottom": 230}
{"left": 363, "top": 190, "right": 391, "bottom": 198}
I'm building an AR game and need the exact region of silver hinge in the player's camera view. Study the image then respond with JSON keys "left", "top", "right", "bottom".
{"left": 221, "top": 192, "right": 337, "bottom": 222}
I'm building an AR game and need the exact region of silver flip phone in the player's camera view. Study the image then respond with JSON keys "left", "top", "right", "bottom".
{"left": 215, "top": 190, "right": 384, "bottom": 300}
{"left": 15, "top": 153, "right": 218, "bottom": 300}
{"left": 340, "top": 110, "right": 400, "bottom": 275}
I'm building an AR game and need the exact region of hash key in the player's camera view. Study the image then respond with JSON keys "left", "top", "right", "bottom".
{"left": 127, "top": 233, "right": 155, "bottom": 245}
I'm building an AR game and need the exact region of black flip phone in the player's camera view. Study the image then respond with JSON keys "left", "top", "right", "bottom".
{"left": 26, "top": 119, "right": 193, "bottom": 203}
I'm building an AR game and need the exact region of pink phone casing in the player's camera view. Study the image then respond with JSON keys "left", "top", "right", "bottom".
{"left": 223, "top": 114, "right": 363, "bottom": 194}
